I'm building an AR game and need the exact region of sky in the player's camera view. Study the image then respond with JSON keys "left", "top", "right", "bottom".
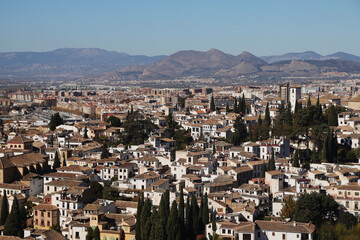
{"left": 0, "top": 0, "right": 360, "bottom": 56}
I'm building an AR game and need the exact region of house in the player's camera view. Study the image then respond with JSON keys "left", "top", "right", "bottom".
{"left": 33, "top": 203, "right": 59, "bottom": 230}
{"left": 130, "top": 171, "right": 160, "bottom": 190}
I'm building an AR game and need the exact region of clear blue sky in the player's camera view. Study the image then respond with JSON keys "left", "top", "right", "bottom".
{"left": 0, "top": 0, "right": 359, "bottom": 56}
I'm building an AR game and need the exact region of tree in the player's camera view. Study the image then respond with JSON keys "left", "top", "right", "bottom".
{"left": 185, "top": 196, "right": 194, "bottom": 239}
{"left": 292, "top": 149, "right": 300, "bottom": 167}
{"left": 231, "top": 116, "right": 248, "bottom": 146}
{"left": 120, "top": 229, "right": 125, "bottom": 240}
{"left": 83, "top": 125, "right": 88, "bottom": 138}
{"left": 106, "top": 115, "right": 122, "bottom": 127}
{"left": 285, "top": 102, "right": 292, "bottom": 125}
{"left": 178, "top": 187, "right": 185, "bottom": 239}
{"left": 49, "top": 112, "right": 63, "bottom": 131}
{"left": 234, "top": 98, "right": 238, "bottom": 113}
{"left": 307, "top": 93, "right": 311, "bottom": 107}
{"left": 167, "top": 200, "right": 180, "bottom": 240}
{"left": 260, "top": 162, "right": 267, "bottom": 178}
{"left": 140, "top": 198, "right": 152, "bottom": 240}
{"left": 239, "top": 94, "right": 246, "bottom": 114}
{"left": 293, "top": 192, "right": 339, "bottom": 227}
{"left": 226, "top": 103, "right": 230, "bottom": 113}
{"left": 327, "top": 105, "right": 338, "bottom": 126}
{"left": 86, "top": 227, "right": 94, "bottom": 240}
{"left": 157, "top": 190, "right": 170, "bottom": 240}
{"left": 121, "top": 111, "right": 157, "bottom": 145}
{"left": 264, "top": 103, "right": 271, "bottom": 127}
{"left": 4, "top": 196, "right": 22, "bottom": 237}
{"left": 101, "top": 143, "right": 110, "bottom": 159}
{"left": 0, "top": 191, "right": 8, "bottom": 225}
{"left": 210, "top": 95, "right": 215, "bottom": 111}
{"left": 337, "top": 211, "right": 358, "bottom": 229}
{"left": 202, "top": 194, "right": 209, "bottom": 226}
{"left": 53, "top": 150, "right": 61, "bottom": 170}
{"left": 94, "top": 226, "right": 100, "bottom": 240}
{"left": 135, "top": 193, "right": 144, "bottom": 240}
{"left": 191, "top": 193, "right": 200, "bottom": 236}
{"left": 280, "top": 196, "right": 296, "bottom": 219}
{"left": 268, "top": 148, "right": 275, "bottom": 171}
{"left": 90, "top": 181, "right": 103, "bottom": 199}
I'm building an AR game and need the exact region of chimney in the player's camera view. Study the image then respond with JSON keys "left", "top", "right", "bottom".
{"left": 293, "top": 221, "right": 297, "bottom": 226}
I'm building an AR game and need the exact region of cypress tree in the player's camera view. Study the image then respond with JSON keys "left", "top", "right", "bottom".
{"left": 158, "top": 190, "right": 170, "bottom": 240}
{"left": 257, "top": 115, "right": 263, "bottom": 126}
{"left": 285, "top": 102, "right": 292, "bottom": 125}
{"left": 62, "top": 152, "right": 66, "bottom": 167}
{"left": 167, "top": 200, "right": 180, "bottom": 240}
{"left": 199, "top": 196, "right": 205, "bottom": 233}
{"left": 211, "top": 213, "right": 217, "bottom": 234}
{"left": 226, "top": 103, "right": 230, "bottom": 113}
{"left": 294, "top": 100, "right": 300, "bottom": 114}
{"left": 101, "top": 143, "right": 110, "bottom": 159}
{"left": 234, "top": 98, "right": 238, "bottom": 113}
{"left": 149, "top": 207, "right": 158, "bottom": 240}
{"left": 0, "top": 191, "right": 8, "bottom": 225}
{"left": 191, "top": 193, "right": 200, "bottom": 236}
{"left": 307, "top": 93, "right": 311, "bottom": 107}
{"left": 327, "top": 105, "right": 338, "bottom": 126}
{"left": 178, "top": 187, "right": 185, "bottom": 238}
{"left": 202, "top": 193, "right": 209, "bottom": 226}
{"left": 120, "top": 229, "right": 125, "bottom": 240}
{"left": 240, "top": 94, "right": 246, "bottom": 114}
{"left": 268, "top": 148, "right": 275, "bottom": 171}
{"left": 86, "top": 227, "right": 94, "bottom": 240}
{"left": 321, "top": 133, "right": 329, "bottom": 162}
{"left": 140, "top": 198, "right": 152, "bottom": 240}
{"left": 4, "top": 196, "right": 22, "bottom": 237}
{"left": 83, "top": 125, "right": 88, "bottom": 139}
{"left": 135, "top": 193, "right": 144, "bottom": 240}
{"left": 210, "top": 95, "right": 215, "bottom": 111}
{"left": 260, "top": 162, "right": 267, "bottom": 178}
{"left": 293, "top": 150, "right": 300, "bottom": 167}
{"left": 264, "top": 103, "right": 271, "bottom": 127}
{"left": 53, "top": 150, "right": 61, "bottom": 170}
{"left": 185, "top": 196, "right": 194, "bottom": 239}
{"left": 94, "top": 226, "right": 100, "bottom": 240}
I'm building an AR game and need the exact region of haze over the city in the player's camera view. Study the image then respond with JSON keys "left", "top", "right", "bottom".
{"left": 1, "top": 0, "right": 360, "bottom": 56}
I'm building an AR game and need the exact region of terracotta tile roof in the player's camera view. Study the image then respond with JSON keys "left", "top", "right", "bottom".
{"left": 255, "top": 220, "right": 315, "bottom": 234}
{"left": 33, "top": 203, "right": 58, "bottom": 211}
{"left": 0, "top": 157, "right": 15, "bottom": 169}
{"left": 7, "top": 134, "right": 34, "bottom": 144}
{"left": 9, "top": 152, "right": 48, "bottom": 167}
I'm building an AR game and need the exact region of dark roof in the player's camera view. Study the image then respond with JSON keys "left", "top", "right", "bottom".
{"left": 0, "top": 157, "right": 15, "bottom": 169}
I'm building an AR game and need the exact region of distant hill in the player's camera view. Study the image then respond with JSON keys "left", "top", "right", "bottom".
{"left": 261, "top": 51, "right": 360, "bottom": 63}
{"left": 108, "top": 49, "right": 267, "bottom": 80}
{"left": 0, "top": 48, "right": 165, "bottom": 78}
{"left": 1, "top": 48, "right": 360, "bottom": 81}
{"left": 99, "top": 49, "right": 360, "bottom": 80}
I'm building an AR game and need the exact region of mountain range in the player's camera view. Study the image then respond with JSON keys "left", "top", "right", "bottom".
{"left": 261, "top": 51, "right": 360, "bottom": 64}
{"left": 100, "top": 49, "right": 360, "bottom": 81}
{"left": 0, "top": 48, "right": 165, "bottom": 78}
{"left": 0, "top": 48, "right": 360, "bottom": 80}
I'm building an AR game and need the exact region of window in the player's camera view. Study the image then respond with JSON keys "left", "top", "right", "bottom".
{"left": 222, "top": 229, "right": 225, "bottom": 234}
{"left": 273, "top": 232, "right": 275, "bottom": 236}
{"left": 283, "top": 234, "right": 286, "bottom": 239}
{"left": 47, "top": 221, "right": 50, "bottom": 226}
{"left": 356, "top": 192, "right": 359, "bottom": 196}
{"left": 48, "top": 212, "right": 50, "bottom": 217}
